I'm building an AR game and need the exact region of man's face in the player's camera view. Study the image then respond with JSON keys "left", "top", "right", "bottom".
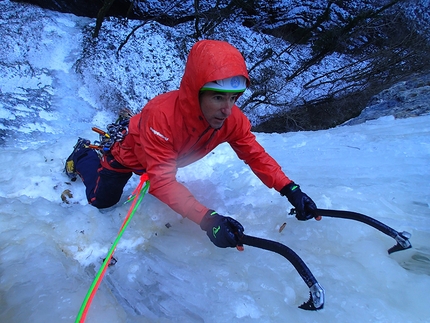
{"left": 199, "top": 91, "right": 240, "bottom": 129}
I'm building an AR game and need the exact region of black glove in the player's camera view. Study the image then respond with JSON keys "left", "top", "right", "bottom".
{"left": 200, "top": 210, "right": 244, "bottom": 248}
{"left": 280, "top": 182, "right": 318, "bottom": 221}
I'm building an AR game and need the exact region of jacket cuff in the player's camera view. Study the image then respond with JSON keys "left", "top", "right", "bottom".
{"left": 186, "top": 206, "right": 210, "bottom": 225}
{"left": 280, "top": 182, "right": 299, "bottom": 197}
{"left": 199, "top": 209, "right": 216, "bottom": 231}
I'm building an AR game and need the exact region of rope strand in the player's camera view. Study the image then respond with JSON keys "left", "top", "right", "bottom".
{"left": 75, "top": 174, "right": 150, "bottom": 323}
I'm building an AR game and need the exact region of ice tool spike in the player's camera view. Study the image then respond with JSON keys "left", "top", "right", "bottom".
{"left": 388, "top": 231, "right": 412, "bottom": 254}
{"left": 299, "top": 283, "right": 325, "bottom": 311}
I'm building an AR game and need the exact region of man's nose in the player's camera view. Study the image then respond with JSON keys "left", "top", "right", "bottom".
{"left": 220, "top": 102, "right": 233, "bottom": 117}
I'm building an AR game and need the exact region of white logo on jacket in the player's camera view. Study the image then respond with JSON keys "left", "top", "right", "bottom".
{"left": 150, "top": 127, "right": 169, "bottom": 141}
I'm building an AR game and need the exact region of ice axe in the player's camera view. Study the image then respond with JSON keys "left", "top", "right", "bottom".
{"left": 237, "top": 234, "right": 325, "bottom": 311}
{"left": 290, "top": 208, "right": 412, "bottom": 254}
{"left": 234, "top": 208, "right": 411, "bottom": 311}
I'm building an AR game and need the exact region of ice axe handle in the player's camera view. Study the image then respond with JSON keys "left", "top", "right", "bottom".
{"left": 314, "top": 208, "right": 412, "bottom": 254}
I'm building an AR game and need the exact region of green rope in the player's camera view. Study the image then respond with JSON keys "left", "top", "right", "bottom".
{"left": 75, "top": 176, "right": 150, "bottom": 322}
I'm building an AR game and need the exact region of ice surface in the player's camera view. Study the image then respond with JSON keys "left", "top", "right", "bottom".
{"left": 0, "top": 1, "right": 429, "bottom": 322}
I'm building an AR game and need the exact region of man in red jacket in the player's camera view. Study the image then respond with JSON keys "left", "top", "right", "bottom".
{"left": 65, "top": 40, "right": 319, "bottom": 248}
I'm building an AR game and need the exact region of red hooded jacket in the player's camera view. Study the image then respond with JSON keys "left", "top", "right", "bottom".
{"left": 110, "top": 40, "right": 292, "bottom": 224}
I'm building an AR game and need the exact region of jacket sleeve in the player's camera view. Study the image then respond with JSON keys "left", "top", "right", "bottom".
{"left": 228, "top": 112, "right": 292, "bottom": 191}
{"left": 137, "top": 110, "right": 209, "bottom": 224}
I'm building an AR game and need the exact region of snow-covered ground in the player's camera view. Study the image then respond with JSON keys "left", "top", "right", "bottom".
{"left": 1, "top": 1, "right": 429, "bottom": 322}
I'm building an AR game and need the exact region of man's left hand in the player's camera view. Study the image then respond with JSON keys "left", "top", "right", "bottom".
{"left": 281, "top": 182, "right": 321, "bottom": 221}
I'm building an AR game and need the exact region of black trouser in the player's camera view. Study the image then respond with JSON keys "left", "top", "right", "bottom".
{"left": 76, "top": 149, "right": 132, "bottom": 209}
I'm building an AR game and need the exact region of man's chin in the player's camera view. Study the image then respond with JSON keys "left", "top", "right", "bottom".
{"left": 211, "top": 120, "right": 225, "bottom": 129}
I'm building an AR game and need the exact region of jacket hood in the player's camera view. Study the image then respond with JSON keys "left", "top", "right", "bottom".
{"left": 178, "top": 40, "right": 250, "bottom": 133}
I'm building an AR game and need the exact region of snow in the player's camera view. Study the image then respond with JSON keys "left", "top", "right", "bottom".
{"left": 0, "top": 1, "right": 430, "bottom": 323}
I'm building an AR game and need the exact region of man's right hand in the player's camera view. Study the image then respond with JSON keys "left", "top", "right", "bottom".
{"left": 200, "top": 210, "right": 244, "bottom": 248}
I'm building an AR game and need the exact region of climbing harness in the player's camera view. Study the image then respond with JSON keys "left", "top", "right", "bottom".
{"left": 88, "top": 109, "right": 133, "bottom": 155}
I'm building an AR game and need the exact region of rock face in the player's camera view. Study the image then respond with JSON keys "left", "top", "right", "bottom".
{"left": 11, "top": 0, "right": 134, "bottom": 18}
{"left": 344, "top": 72, "right": 430, "bottom": 125}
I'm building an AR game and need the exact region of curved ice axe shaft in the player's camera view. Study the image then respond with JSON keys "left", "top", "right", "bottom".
{"left": 239, "top": 234, "right": 325, "bottom": 310}
{"left": 313, "top": 208, "right": 412, "bottom": 254}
